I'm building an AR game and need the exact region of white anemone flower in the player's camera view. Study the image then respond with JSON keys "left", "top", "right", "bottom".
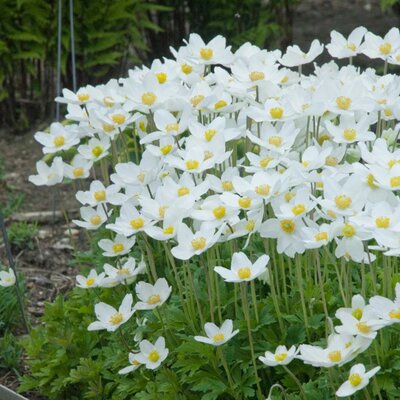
{"left": 360, "top": 27, "right": 400, "bottom": 60}
{"left": 76, "top": 180, "right": 127, "bottom": 207}
{"left": 259, "top": 345, "right": 298, "bottom": 367}
{"left": 98, "top": 234, "right": 135, "bottom": 257}
{"left": 28, "top": 157, "right": 64, "bottom": 186}
{"left": 325, "top": 115, "right": 375, "bottom": 144}
{"left": 214, "top": 252, "right": 269, "bottom": 283}
{"left": 63, "top": 154, "right": 93, "bottom": 180}
{"left": 73, "top": 205, "right": 109, "bottom": 230}
{"left": 77, "top": 136, "right": 110, "bottom": 162}
{"left": 88, "top": 294, "right": 135, "bottom": 332}
{"left": 0, "top": 269, "right": 16, "bottom": 287}
{"left": 369, "top": 283, "right": 400, "bottom": 326}
{"left": 118, "top": 352, "right": 142, "bottom": 375}
{"left": 326, "top": 27, "right": 367, "bottom": 59}
{"left": 279, "top": 39, "right": 324, "bottom": 67}
{"left": 136, "top": 336, "right": 169, "bottom": 370}
{"left": 336, "top": 364, "right": 380, "bottom": 398}
{"left": 34, "top": 122, "right": 80, "bottom": 154}
{"left": 134, "top": 278, "right": 172, "bottom": 310}
{"left": 76, "top": 269, "right": 105, "bottom": 289}
{"left": 194, "top": 319, "right": 239, "bottom": 346}
{"left": 102, "top": 257, "right": 145, "bottom": 287}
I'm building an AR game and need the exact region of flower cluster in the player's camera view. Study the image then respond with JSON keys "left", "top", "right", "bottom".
{"left": 28, "top": 27, "right": 400, "bottom": 397}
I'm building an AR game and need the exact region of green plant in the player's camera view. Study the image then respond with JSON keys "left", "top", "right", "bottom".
{"left": 0, "top": 330, "right": 23, "bottom": 372}
{"left": 7, "top": 221, "right": 38, "bottom": 250}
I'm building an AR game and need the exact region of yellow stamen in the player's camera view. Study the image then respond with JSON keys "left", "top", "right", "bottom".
{"left": 222, "top": 180, "right": 233, "bottom": 191}
{"left": 367, "top": 174, "right": 378, "bottom": 188}
{"left": 102, "top": 123, "right": 114, "bottom": 133}
{"left": 112, "top": 243, "right": 125, "bottom": 253}
{"left": 280, "top": 219, "right": 295, "bottom": 234}
{"left": 255, "top": 184, "right": 270, "bottom": 196}
{"left": 335, "top": 195, "right": 352, "bottom": 209}
{"left": 349, "top": 373, "right": 362, "bottom": 387}
{"left": 274, "top": 353, "right": 288, "bottom": 362}
{"left": 246, "top": 220, "right": 255, "bottom": 232}
{"left": 86, "top": 278, "right": 95, "bottom": 286}
{"left": 238, "top": 197, "right": 252, "bottom": 208}
{"left": 163, "top": 226, "right": 174, "bottom": 235}
{"left": 191, "top": 95, "right": 204, "bottom": 107}
{"left": 269, "top": 107, "right": 284, "bottom": 119}
{"left": 94, "top": 190, "right": 106, "bottom": 202}
{"left": 111, "top": 114, "right": 126, "bottom": 125}
{"left": 292, "top": 203, "right": 305, "bottom": 216}
{"left": 109, "top": 312, "right": 123, "bottom": 325}
{"left": 213, "top": 206, "right": 226, "bottom": 219}
{"left": 200, "top": 48, "right": 213, "bottom": 60}
{"left": 315, "top": 231, "right": 328, "bottom": 241}
{"left": 212, "top": 332, "right": 225, "bottom": 342}
{"left": 130, "top": 218, "right": 144, "bottom": 230}
{"left": 141, "top": 92, "right": 157, "bottom": 106}
{"left": 185, "top": 160, "right": 199, "bottom": 170}
{"left": 165, "top": 123, "right": 179, "bottom": 132}
{"left": 342, "top": 223, "right": 355, "bottom": 237}
{"left": 178, "top": 186, "right": 190, "bottom": 196}
{"left": 389, "top": 309, "right": 400, "bottom": 319}
{"left": 156, "top": 72, "right": 167, "bottom": 84}
{"left": 356, "top": 322, "right": 371, "bottom": 334}
{"left": 237, "top": 267, "right": 251, "bottom": 279}
{"left": 53, "top": 135, "right": 65, "bottom": 147}
{"left": 328, "top": 350, "right": 342, "bottom": 363}
{"left": 77, "top": 93, "right": 90, "bottom": 102}
{"left": 336, "top": 96, "right": 352, "bottom": 110}
{"left": 73, "top": 167, "right": 84, "bottom": 178}
{"left": 259, "top": 157, "right": 273, "bottom": 168}
{"left": 90, "top": 215, "right": 102, "bottom": 225}
{"left": 390, "top": 176, "right": 400, "bottom": 187}
{"left": 352, "top": 308, "right": 363, "bottom": 320}
{"left": 268, "top": 136, "right": 283, "bottom": 147}
{"left": 191, "top": 237, "right": 206, "bottom": 250}
{"left": 91, "top": 146, "right": 103, "bottom": 158}
{"left": 214, "top": 100, "right": 227, "bottom": 110}
{"left": 375, "top": 217, "right": 390, "bottom": 228}
{"left": 249, "top": 71, "right": 265, "bottom": 81}
{"left": 181, "top": 63, "right": 193, "bottom": 74}
{"left": 204, "top": 129, "right": 217, "bottom": 141}
{"left": 147, "top": 294, "right": 161, "bottom": 305}
{"left": 325, "top": 156, "right": 338, "bottom": 166}
{"left": 379, "top": 42, "right": 392, "bottom": 55}
{"left": 160, "top": 144, "right": 173, "bottom": 155}
{"left": 148, "top": 350, "right": 160, "bottom": 362}
{"left": 343, "top": 128, "right": 356, "bottom": 141}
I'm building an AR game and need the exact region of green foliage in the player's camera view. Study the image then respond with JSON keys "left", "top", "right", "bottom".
{"left": 0, "top": 330, "right": 23, "bottom": 371}
{"left": 7, "top": 221, "right": 38, "bottom": 250}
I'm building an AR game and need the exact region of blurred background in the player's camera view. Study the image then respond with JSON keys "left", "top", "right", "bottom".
{"left": 0, "top": 0, "right": 399, "bottom": 135}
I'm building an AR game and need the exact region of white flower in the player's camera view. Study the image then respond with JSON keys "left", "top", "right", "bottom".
{"left": 77, "top": 136, "right": 110, "bottom": 162}
{"left": 63, "top": 154, "right": 93, "bottom": 180}
{"left": 360, "top": 27, "right": 400, "bottom": 60}
{"left": 76, "top": 269, "right": 105, "bottom": 289}
{"left": 0, "top": 269, "right": 16, "bottom": 287}
{"left": 336, "top": 363, "right": 380, "bottom": 398}
{"left": 369, "top": 282, "right": 400, "bottom": 325}
{"left": 194, "top": 319, "right": 239, "bottom": 346}
{"left": 326, "top": 27, "right": 367, "bottom": 59}
{"left": 118, "top": 352, "right": 142, "bottom": 375}
{"left": 136, "top": 336, "right": 169, "bottom": 370}
{"left": 134, "top": 278, "right": 172, "bottom": 310}
{"left": 98, "top": 234, "right": 135, "bottom": 257}
{"left": 259, "top": 345, "right": 298, "bottom": 366}
{"left": 88, "top": 294, "right": 135, "bottom": 332}
{"left": 28, "top": 157, "right": 64, "bottom": 186}
{"left": 102, "top": 257, "right": 145, "bottom": 287}
{"left": 76, "top": 180, "right": 127, "bottom": 207}
{"left": 214, "top": 252, "right": 269, "bottom": 283}
{"left": 72, "top": 205, "right": 109, "bottom": 230}
{"left": 34, "top": 122, "right": 80, "bottom": 153}
{"left": 279, "top": 39, "right": 324, "bottom": 67}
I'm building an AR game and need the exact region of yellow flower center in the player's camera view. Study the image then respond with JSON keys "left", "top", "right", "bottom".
{"left": 92, "top": 146, "right": 103, "bottom": 158}
{"left": 186, "top": 160, "right": 199, "bottom": 170}
{"left": 384, "top": 108, "right": 393, "bottom": 117}
{"left": 356, "top": 322, "right": 371, "bottom": 334}
{"left": 342, "top": 223, "right": 355, "bottom": 237}
{"left": 214, "top": 100, "right": 227, "bottom": 110}
{"left": 160, "top": 144, "right": 173, "bottom": 155}
{"left": 249, "top": 71, "right": 265, "bottom": 81}
{"left": 280, "top": 219, "right": 295, "bottom": 234}
{"left": 156, "top": 72, "right": 167, "bottom": 84}
{"left": 213, "top": 206, "right": 226, "bottom": 219}
{"left": 269, "top": 107, "right": 284, "bottom": 119}
{"left": 148, "top": 294, "right": 161, "bottom": 305}
{"left": 367, "top": 174, "right": 378, "bottom": 188}
{"left": 109, "top": 312, "right": 123, "bottom": 325}
{"left": 222, "top": 180, "right": 233, "bottom": 191}
{"left": 325, "top": 156, "right": 338, "bottom": 166}
{"left": 178, "top": 186, "right": 190, "bottom": 196}
{"left": 375, "top": 216, "right": 390, "bottom": 228}
{"left": 335, "top": 195, "right": 352, "bottom": 209}
{"left": 53, "top": 135, "right": 65, "bottom": 147}
{"left": 138, "top": 121, "right": 146, "bottom": 131}
{"left": 284, "top": 192, "right": 295, "bottom": 202}
{"left": 132, "top": 359, "right": 140, "bottom": 366}
{"left": 159, "top": 206, "right": 167, "bottom": 218}
{"left": 349, "top": 373, "right": 362, "bottom": 387}
{"left": 165, "top": 123, "right": 179, "bottom": 132}
{"left": 327, "top": 209, "right": 336, "bottom": 219}
{"left": 268, "top": 135, "right": 283, "bottom": 147}
{"left": 255, "top": 184, "right": 270, "bottom": 196}
{"left": 246, "top": 220, "right": 256, "bottom": 232}
{"left": 191, "top": 94, "right": 204, "bottom": 107}
{"left": 379, "top": 42, "right": 392, "bottom": 55}
{"left": 141, "top": 92, "right": 157, "bottom": 106}
{"left": 238, "top": 197, "right": 252, "bottom": 208}
{"left": 102, "top": 123, "right": 114, "bottom": 133}
{"left": 237, "top": 267, "right": 251, "bottom": 279}
{"left": 203, "top": 150, "right": 213, "bottom": 160}
{"left": 73, "top": 167, "right": 84, "bottom": 177}
{"left": 191, "top": 237, "right": 206, "bottom": 250}
{"left": 212, "top": 332, "right": 225, "bottom": 342}
{"left": 112, "top": 243, "right": 125, "bottom": 253}
{"left": 94, "top": 190, "right": 106, "bottom": 202}
{"left": 274, "top": 353, "right": 288, "bottom": 362}
{"left": 336, "top": 96, "right": 352, "bottom": 110}
{"left": 181, "top": 63, "right": 193, "bottom": 74}
{"left": 163, "top": 226, "right": 174, "bottom": 235}
{"left": 315, "top": 231, "right": 328, "bottom": 241}
{"left": 111, "top": 114, "right": 126, "bottom": 125}
{"left": 204, "top": 129, "right": 217, "bottom": 141}
{"left": 117, "top": 268, "right": 129, "bottom": 275}
{"left": 328, "top": 350, "right": 342, "bottom": 363}
{"left": 346, "top": 42, "right": 356, "bottom": 51}
{"left": 389, "top": 309, "right": 400, "bottom": 319}
{"left": 352, "top": 308, "right": 363, "bottom": 320}
{"left": 390, "top": 176, "right": 400, "bottom": 187}
{"left": 77, "top": 93, "right": 90, "bottom": 102}
{"left": 318, "top": 133, "right": 331, "bottom": 145}
{"left": 292, "top": 203, "right": 305, "bottom": 216}
{"left": 259, "top": 157, "right": 273, "bottom": 168}
{"left": 137, "top": 172, "right": 145, "bottom": 183}
{"left": 343, "top": 128, "right": 357, "bottom": 141}
{"left": 90, "top": 215, "right": 102, "bottom": 225}
{"left": 148, "top": 350, "right": 160, "bottom": 362}
{"left": 200, "top": 47, "right": 213, "bottom": 60}
{"left": 130, "top": 218, "right": 144, "bottom": 230}
{"left": 86, "top": 278, "right": 95, "bottom": 286}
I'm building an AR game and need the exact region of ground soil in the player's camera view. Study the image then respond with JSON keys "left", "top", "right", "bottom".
{"left": 0, "top": 0, "right": 398, "bottom": 398}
